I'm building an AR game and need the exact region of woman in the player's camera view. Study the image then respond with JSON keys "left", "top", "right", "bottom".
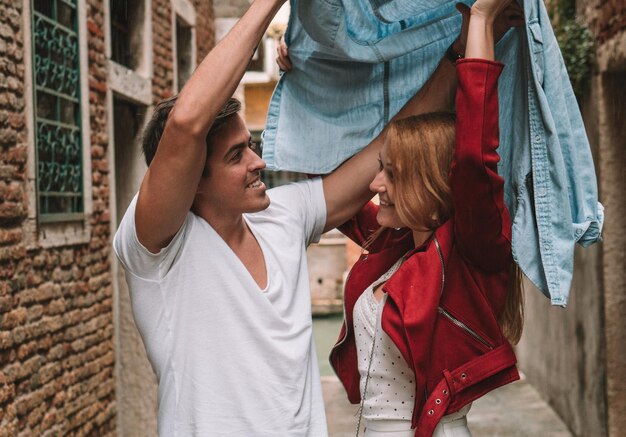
{"left": 330, "top": 1, "right": 525, "bottom": 436}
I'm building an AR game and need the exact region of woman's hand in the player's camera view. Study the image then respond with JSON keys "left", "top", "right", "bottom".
{"left": 275, "top": 35, "right": 292, "bottom": 71}
{"left": 465, "top": 0, "right": 524, "bottom": 60}
{"left": 454, "top": 2, "right": 524, "bottom": 56}
{"left": 471, "top": 0, "right": 515, "bottom": 23}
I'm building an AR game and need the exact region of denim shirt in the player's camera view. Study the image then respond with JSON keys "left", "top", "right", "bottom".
{"left": 263, "top": 0, "right": 604, "bottom": 306}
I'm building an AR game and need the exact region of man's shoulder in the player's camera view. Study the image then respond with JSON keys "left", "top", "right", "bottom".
{"left": 266, "top": 177, "right": 323, "bottom": 201}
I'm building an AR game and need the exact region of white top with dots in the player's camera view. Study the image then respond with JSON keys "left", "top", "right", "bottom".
{"left": 353, "top": 258, "right": 416, "bottom": 422}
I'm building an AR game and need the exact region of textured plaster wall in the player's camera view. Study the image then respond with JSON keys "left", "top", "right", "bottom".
{"left": 516, "top": 249, "right": 606, "bottom": 437}
{"left": 516, "top": 2, "right": 626, "bottom": 436}
{"left": 597, "top": 61, "right": 626, "bottom": 437}
{"left": 213, "top": 0, "right": 251, "bottom": 19}
{"left": 113, "top": 100, "right": 154, "bottom": 436}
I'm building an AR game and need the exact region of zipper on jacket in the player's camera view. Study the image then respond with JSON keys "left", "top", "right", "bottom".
{"left": 437, "top": 307, "right": 494, "bottom": 350}
{"left": 433, "top": 236, "right": 445, "bottom": 296}
{"left": 432, "top": 235, "right": 494, "bottom": 351}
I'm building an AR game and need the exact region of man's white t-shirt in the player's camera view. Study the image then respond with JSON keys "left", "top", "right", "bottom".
{"left": 113, "top": 178, "right": 328, "bottom": 436}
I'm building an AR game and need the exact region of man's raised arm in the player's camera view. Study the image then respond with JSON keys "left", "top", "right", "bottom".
{"left": 135, "top": 0, "right": 285, "bottom": 253}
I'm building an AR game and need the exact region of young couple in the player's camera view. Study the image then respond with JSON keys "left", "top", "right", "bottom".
{"left": 114, "top": 0, "right": 525, "bottom": 435}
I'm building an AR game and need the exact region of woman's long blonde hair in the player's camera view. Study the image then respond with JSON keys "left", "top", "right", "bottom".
{"left": 375, "top": 112, "right": 524, "bottom": 344}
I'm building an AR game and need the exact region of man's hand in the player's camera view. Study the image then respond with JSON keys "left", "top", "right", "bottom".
{"left": 276, "top": 35, "right": 292, "bottom": 71}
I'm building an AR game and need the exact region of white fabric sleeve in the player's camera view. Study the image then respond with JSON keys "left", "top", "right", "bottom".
{"left": 270, "top": 177, "right": 327, "bottom": 246}
{"left": 113, "top": 193, "right": 190, "bottom": 281}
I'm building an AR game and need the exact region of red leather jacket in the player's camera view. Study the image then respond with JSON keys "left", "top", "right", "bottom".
{"left": 331, "top": 60, "right": 519, "bottom": 437}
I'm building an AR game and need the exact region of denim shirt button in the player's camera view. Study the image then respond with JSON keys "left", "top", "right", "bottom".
{"left": 538, "top": 188, "right": 547, "bottom": 197}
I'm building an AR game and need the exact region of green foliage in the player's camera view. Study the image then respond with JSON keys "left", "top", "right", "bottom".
{"left": 547, "top": 0, "right": 594, "bottom": 98}
{"left": 556, "top": 0, "right": 576, "bottom": 20}
{"left": 554, "top": 17, "right": 594, "bottom": 97}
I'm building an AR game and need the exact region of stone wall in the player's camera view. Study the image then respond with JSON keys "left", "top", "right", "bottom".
{"left": 0, "top": 0, "right": 115, "bottom": 434}
{"left": 589, "top": 2, "right": 626, "bottom": 435}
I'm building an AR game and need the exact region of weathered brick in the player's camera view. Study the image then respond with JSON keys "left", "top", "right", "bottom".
{"left": 0, "top": 306, "right": 27, "bottom": 329}
{"left": 37, "top": 362, "right": 62, "bottom": 386}
{"left": 0, "top": 23, "right": 12, "bottom": 39}
{"left": 26, "top": 402, "right": 47, "bottom": 428}
{"left": 16, "top": 340, "right": 37, "bottom": 360}
{"left": 0, "top": 202, "right": 25, "bottom": 222}
{"left": 0, "top": 127, "right": 17, "bottom": 144}
{"left": 4, "top": 354, "right": 44, "bottom": 384}
{"left": 0, "top": 244, "right": 25, "bottom": 262}
{"left": 40, "top": 408, "right": 58, "bottom": 431}
{"left": 0, "top": 165, "right": 13, "bottom": 179}
{"left": 25, "top": 304, "right": 43, "bottom": 322}
{"left": 0, "top": 295, "right": 14, "bottom": 312}
{"left": 0, "top": 330, "right": 13, "bottom": 350}
{"left": 5, "top": 143, "right": 27, "bottom": 164}
{"left": 45, "top": 344, "right": 65, "bottom": 362}
{"left": 45, "top": 299, "right": 66, "bottom": 316}
{"left": 18, "top": 283, "right": 59, "bottom": 305}
{"left": 0, "top": 380, "right": 14, "bottom": 403}
{"left": 14, "top": 381, "right": 56, "bottom": 416}
{"left": 0, "top": 418, "right": 18, "bottom": 437}
{"left": 0, "top": 227, "right": 22, "bottom": 245}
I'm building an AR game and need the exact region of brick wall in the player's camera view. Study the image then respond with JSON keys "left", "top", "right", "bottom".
{"left": 588, "top": 0, "right": 626, "bottom": 44}
{"left": 0, "top": 6, "right": 29, "bottom": 430}
{"left": 193, "top": 0, "right": 215, "bottom": 61}
{"left": 0, "top": 0, "right": 116, "bottom": 435}
{"left": 153, "top": 0, "right": 174, "bottom": 102}
{"left": 151, "top": 0, "right": 215, "bottom": 102}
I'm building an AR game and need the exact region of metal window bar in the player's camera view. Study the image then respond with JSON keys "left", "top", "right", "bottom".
{"left": 31, "top": 0, "right": 84, "bottom": 221}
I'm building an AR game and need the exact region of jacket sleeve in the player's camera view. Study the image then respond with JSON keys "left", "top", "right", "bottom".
{"left": 338, "top": 202, "right": 408, "bottom": 251}
{"left": 450, "top": 59, "right": 512, "bottom": 272}
{"left": 338, "top": 202, "right": 380, "bottom": 247}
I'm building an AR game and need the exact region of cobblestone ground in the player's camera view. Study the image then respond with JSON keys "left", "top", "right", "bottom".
{"left": 322, "top": 376, "right": 573, "bottom": 437}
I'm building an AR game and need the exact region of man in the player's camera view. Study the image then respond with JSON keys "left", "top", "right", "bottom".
{"left": 113, "top": 0, "right": 466, "bottom": 435}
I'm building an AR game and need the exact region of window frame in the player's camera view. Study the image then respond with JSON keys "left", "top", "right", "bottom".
{"left": 23, "top": 0, "right": 93, "bottom": 247}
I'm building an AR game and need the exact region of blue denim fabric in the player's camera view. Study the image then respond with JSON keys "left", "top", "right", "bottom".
{"left": 263, "top": 0, "right": 604, "bottom": 305}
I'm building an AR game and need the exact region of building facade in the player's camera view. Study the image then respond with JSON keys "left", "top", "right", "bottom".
{"left": 0, "top": 0, "right": 214, "bottom": 434}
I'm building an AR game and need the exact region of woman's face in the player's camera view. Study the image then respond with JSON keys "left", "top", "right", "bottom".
{"left": 370, "top": 143, "right": 406, "bottom": 229}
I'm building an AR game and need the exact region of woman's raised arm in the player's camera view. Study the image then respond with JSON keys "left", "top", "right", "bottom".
{"left": 450, "top": 0, "right": 522, "bottom": 271}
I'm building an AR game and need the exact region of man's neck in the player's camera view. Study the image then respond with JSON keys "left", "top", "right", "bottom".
{"left": 193, "top": 203, "right": 249, "bottom": 246}
{"left": 193, "top": 202, "right": 268, "bottom": 289}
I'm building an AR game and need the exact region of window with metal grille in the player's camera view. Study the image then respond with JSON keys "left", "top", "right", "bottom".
{"left": 31, "top": 0, "right": 84, "bottom": 222}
